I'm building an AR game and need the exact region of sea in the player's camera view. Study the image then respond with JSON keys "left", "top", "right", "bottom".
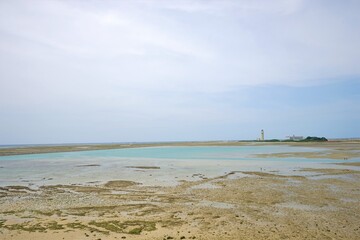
{"left": 0, "top": 145, "right": 359, "bottom": 188}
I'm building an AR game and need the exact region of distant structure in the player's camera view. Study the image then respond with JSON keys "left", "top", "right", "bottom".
{"left": 261, "top": 129, "right": 264, "bottom": 141}
{"left": 287, "top": 135, "right": 304, "bottom": 141}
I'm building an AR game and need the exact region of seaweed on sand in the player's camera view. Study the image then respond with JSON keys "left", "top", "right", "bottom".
{"left": 89, "top": 220, "right": 156, "bottom": 234}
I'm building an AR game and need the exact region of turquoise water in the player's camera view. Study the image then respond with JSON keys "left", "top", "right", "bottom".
{"left": 0, "top": 145, "right": 327, "bottom": 162}
{"left": 0, "top": 146, "right": 358, "bottom": 187}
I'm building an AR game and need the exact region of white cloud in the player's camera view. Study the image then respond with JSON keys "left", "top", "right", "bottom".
{"left": 0, "top": 0, "right": 359, "bottom": 143}
{"left": 146, "top": 0, "right": 304, "bottom": 16}
{"left": 1, "top": 0, "right": 359, "bottom": 92}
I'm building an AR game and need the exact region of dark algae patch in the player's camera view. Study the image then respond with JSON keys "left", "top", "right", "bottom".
{"left": 3, "top": 221, "right": 64, "bottom": 232}
{"left": 33, "top": 209, "right": 62, "bottom": 217}
{"left": 4, "top": 222, "right": 47, "bottom": 232}
{"left": 126, "top": 166, "right": 160, "bottom": 169}
{"left": 89, "top": 220, "right": 156, "bottom": 234}
{"left": 104, "top": 180, "right": 140, "bottom": 188}
{"left": 76, "top": 164, "right": 101, "bottom": 167}
{"left": 66, "top": 222, "right": 109, "bottom": 234}
{"left": 46, "top": 221, "right": 65, "bottom": 230}
{"left": 2, "top": 221, "right": 110, "bottom": 234}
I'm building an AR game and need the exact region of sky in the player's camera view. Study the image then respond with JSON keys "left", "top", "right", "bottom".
{"left": 0, "top": 0, "right": 359, "bottom": 144}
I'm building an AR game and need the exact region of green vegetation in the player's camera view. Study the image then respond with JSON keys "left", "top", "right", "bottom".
{"left": 3, "top": 221, "right": 113, "bottom": 234}
{"left": 66, "top": 222, "right": 109, "bottom": 234}
{"left": 46, "top": 221, "right": 65, "bottom": 230}
{"left": 264, "top": 136, "right": 328, "bottom": 142}
{"left": 4, "top": 223, "right": 47, "bottom": 232}
{"left": 89, "top": 220, "right": 156, "bottom": 234}
{"left": 6, "top": 221, "right": 64, "bottom": 232}
{"left": 66, "top": 205, "right": 120, "bottom": 217}
{"left": 1, "top": 210, "right": 18, "bottom": 214}
{"left": 104, "top": 180, "right": 139, "bottom": 188}
{"left": 0, "top": 219, "right": 5, "bottom": 228}
{"left": 33, "top": 209, "right": 62, "bottom": 216}
{"left": 66, "top": 222, "right": 88, "bottom": 229}
{"left": 129, "top": 227, "right": 143, "bottom": 234}
{"left": 301, "top": 136, "right": 328, "bottom": 142}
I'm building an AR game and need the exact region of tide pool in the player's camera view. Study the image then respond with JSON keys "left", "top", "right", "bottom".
{"left": 0, "top": 145, "right": 357, "bottom": 188}
{"left": 0, "top": 145, "right": 325, "bottom": 161}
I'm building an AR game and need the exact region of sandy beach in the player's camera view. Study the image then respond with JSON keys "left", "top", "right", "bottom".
{"left": 0, "top": 141, "right": 359, "bottom": 240}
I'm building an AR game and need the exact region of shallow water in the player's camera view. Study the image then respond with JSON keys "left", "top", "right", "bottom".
{"left": 0, "top": 146, "right": 358, "bottom": 187}
{"left": 0, "top": 145, "right": 326, "bottom": 161}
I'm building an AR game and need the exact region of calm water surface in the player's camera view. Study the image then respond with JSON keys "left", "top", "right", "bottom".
{"left": 0, "top": 146, "right": 358, "bottom": 187}
{"left": 0, "top": 145, "right": 325, "bottom": 161}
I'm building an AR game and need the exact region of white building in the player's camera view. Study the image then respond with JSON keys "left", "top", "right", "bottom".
{"left": 287, "top": 135, "right": 304, "bottom": 141}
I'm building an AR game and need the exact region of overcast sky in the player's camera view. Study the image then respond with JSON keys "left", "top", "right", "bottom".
{"left": 0, "top": 0, "right": 359, "bottom": 144}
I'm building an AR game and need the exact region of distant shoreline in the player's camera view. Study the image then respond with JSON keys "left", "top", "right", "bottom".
{"left": 0, "top": 140, "right": 359, "bottom": 157}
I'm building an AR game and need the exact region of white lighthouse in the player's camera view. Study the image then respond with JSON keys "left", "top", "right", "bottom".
{"left": 261, "top": 129, "right": 264, "bottom": 141}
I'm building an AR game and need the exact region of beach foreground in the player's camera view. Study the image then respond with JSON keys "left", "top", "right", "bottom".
{"left": 0, "top": 142, "right": 359, "bottom": 240}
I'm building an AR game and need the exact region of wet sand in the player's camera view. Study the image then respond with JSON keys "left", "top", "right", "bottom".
{"left": 1, "top": 167, "right": 359, "bottom": 239}
{"left": 1, "top": 141, "right": 360, "bottom": 239}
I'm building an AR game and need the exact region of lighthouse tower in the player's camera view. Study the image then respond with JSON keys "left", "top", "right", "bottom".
{"left": 261, "top": 129, "right": 264, "bottom": 141}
